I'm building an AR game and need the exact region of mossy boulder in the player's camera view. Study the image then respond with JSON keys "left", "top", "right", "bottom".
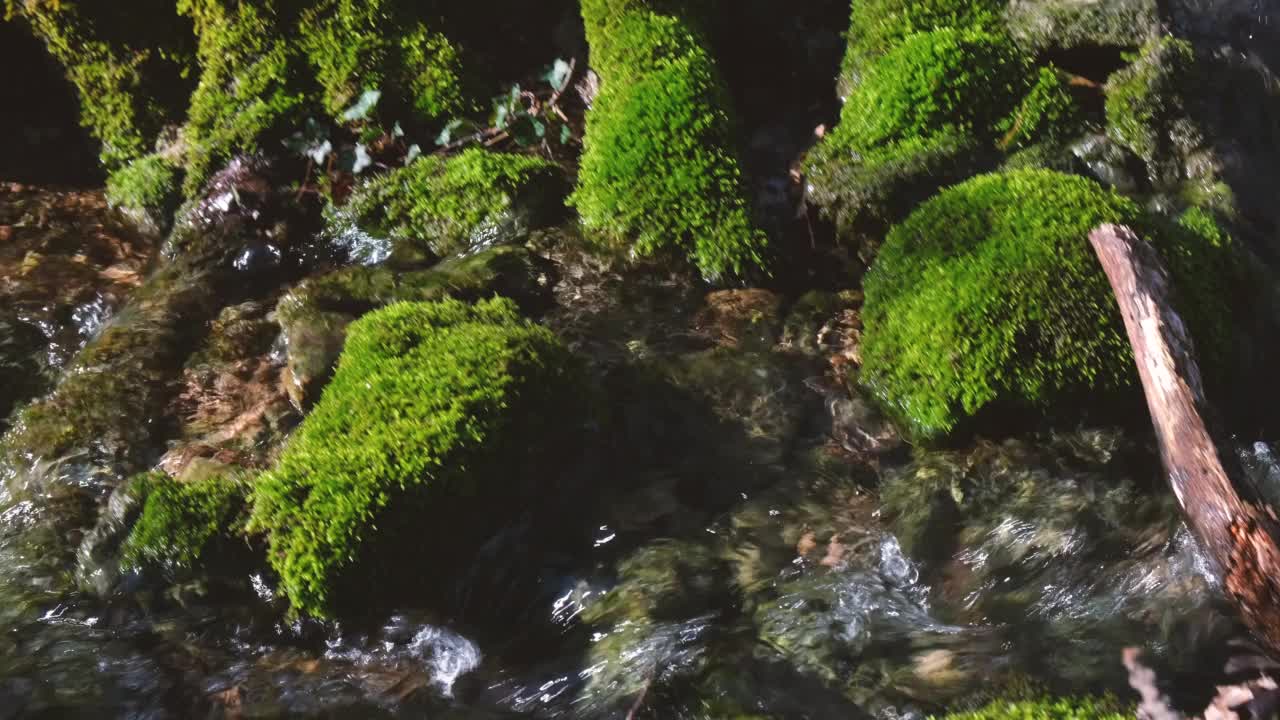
{"left": 1104, "top": 37, "right": 1202, "bottom": 189}
{"left": 277, "top": 245, "right": 555, "bottom": 409}
{"left": 1006, "top": 0, "right": 1159, "bottom": 52}
{"left": 859, "top": 169, "right": 1233, "bottom": 439}
{"left": 119, "top": 470, "right": 249, "bottom": 576}
{"left": 248, "top": 297, "right": 578, "bottom": 616}
{"left": 836, "top": 0, "right": 1003, "bottom": 99}
{"left": 806, "top": 26, "right": 1078, "bottom": 230}
{"left": 572, "top": 0, "right": 766, "bottom": 278}
{"left": 343, "top": 148, "right": 566, "bottom": 260}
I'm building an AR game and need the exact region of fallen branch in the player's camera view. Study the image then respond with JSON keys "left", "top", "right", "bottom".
{"left": 1089, "top": 224, "right": 1280, "bottom": 655}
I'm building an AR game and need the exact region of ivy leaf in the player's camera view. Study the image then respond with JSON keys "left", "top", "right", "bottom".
{"left": 352, "top": 144, "right": 373, "bottom": 174}
{"left": 306, "top": 139, "right": 332, "bottom": 165}
{"left": 510, "top": 116, "right": 545, "bottom": 146}
{"left": 341, "top": 89, "right": 381, "bottom": 122}
{"left": 405, "top": 144, "right": 422, "bottom": 164}
{"left": 543, "top": 58, "right": 572, "bottom": 89}
{"left": 392, "top": 121, "right": 405, "bottom": 139}
{"left": 559, "top": 124, "right": 572, "bottom": 144}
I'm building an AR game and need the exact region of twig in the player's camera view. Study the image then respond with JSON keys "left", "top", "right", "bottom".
{"left": 1122, "top": 647, "right": 1184, "bottom": 720}
{"left": 625, "top": 674, "right": 653, "bottom": 720}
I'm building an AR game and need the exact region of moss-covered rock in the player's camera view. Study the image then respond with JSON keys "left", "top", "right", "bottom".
{"left": 7, "top": 0, "right": 193, "bottom": 170}
{"left": 248, "top": 297, "right": 578, "bottom": 616}
{"left": 299, "top": 0, "right": 470, "bottom": 121}
{"left": 572, "top": 0, "right": 766, "bottom": 278}
{"left": 806, "top": 26, "right": 1075, "bottom": 230}
{"left": 343, "top": 148, "right": 565, "bottom": 259}
{"left": 177, "top": 0, "right": 309, "bottom": 198}
{"left": 277, "top": 245, "right": 555, "bottom": 408}
{"left": 859, "top": 169, "right": 1232, "bottom": 438}
{"left": 105, "top": 152, "right": 182, "bottom": 233}
{"left": 2, "top": 264, "right": 220, "bottom": 473}
{"left": 1104, "top": 37, "right": 1200, "bottom": 187}
{"left": 119, "top": 469, "right": 248, "bottom": 575}
{"left": 1006, "top": 0, "right": 1159, "bottom": 52}
{"left": 836, "top": 0, "right": 1003, "bottom": 99}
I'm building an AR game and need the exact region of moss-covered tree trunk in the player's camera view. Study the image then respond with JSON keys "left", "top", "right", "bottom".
{"left": 1089, "top": 223, "right": 1280, "bottom": 655}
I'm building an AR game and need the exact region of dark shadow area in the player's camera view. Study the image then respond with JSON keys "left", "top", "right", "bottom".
{"left": 0, "top": 20, "right": 102, "bottom": 186}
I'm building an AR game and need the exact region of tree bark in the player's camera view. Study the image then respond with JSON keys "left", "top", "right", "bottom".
{"left": 1088, "top": 223, "right": 1280, "bottom": 655}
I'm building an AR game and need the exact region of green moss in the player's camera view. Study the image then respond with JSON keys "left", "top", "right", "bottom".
{"left": 299, "top": 0, "right": 468, "bottom": 121}
{"left": 119, "top": 470, "right": 247, "bottom": 573}
{"left": 177, "top": 0, "right": 308, "bottom": 197}
{"left": 2, "top": 265, "right": 219, "bottom": 470}
{"left": 105, "top": 153, "right": 182, "bottom": 227}
{"left": 860, "top": 169, "right": 1230, "bottom": 439}
{"left": 1104, "top": 37, "right": 1197, "bottom": 174}
{"left": 571, "top": 0, "right": 766, "bottom": 278}
{"left": 344, "top": 148, "right": 563, "bottom": 258}
{"left": 806, "top": 27, "right": 1033, "bottom": 228}
{"left": 248, "top": 297, "right": 576, "bottom": 616}
{"left": 933, "top": 696, "right": 1131, "bottom": 720}
{"left": 837, "top": 0, "right": 1002, "bottom": 98}
{"left": 9, "top": 0, "right": 193, "bottom": 170}
{"left": 998, "top": 67, "right": 1082, "bottom": 151}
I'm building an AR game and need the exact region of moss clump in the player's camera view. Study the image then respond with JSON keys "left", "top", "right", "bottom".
{"left": 572, "top": 0, "right": 766, "bottom": 278}
{"left": 1104, "top": 37, "right": 1197, "bottom": 180}
{"left": 177, "top": 0, "right": 309, "bottom": 197}
{"left": 299, "top": 0, "right": 469, "bottom": 121}
{"left": 7, "top": 0, "right": 193, "bottom": 170}
{"left": 808, "top": 26, "right": 1050, "bottom": 228}
{"left": 859, "top": 169, "right": 1230, "bottom": 439}
{"left": 105, "top": 153, "right": 182, "bottom": 228}
{"left": 120, "top": 471, "right": 247, "bottom": 574}
{"left": 837, "top": 0, "right": 1002, "bottom": 98}
{"left": 344, "top": 148, "right": 564, "bottom": 258}
{"left": 934, "top": 696, "right": 1131, "bottom": 720}
{"left": 249, "top": 297, "right": 576, "bottom": 616}
{"left": 998, "top": 67, "right": 1082, "bottom": 151}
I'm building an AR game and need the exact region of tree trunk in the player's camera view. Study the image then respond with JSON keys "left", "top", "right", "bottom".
{"left": 1088, "top": 223, "right": 1280, "bottom": 654}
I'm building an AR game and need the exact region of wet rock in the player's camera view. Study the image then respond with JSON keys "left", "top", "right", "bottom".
{"left": 1005, "top": 0, "right": 1160, "bottom": 52}
{"left": 1069, "top": 133, "right": 1144, "bottom": 194}
{"left": 277, "top": 245, "right": 555, "bottom": 409}
{"left": 0, "top": 183, "right": 155, "bottom": 370}
{"left": 0, "top": 315, "right": 47, "bottom": 431}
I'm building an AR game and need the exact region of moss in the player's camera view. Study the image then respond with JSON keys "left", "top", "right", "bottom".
{"left": 933, "top": 695, "right": 1131, "bottom": 720}
{"left": 119, "top": 470, "right": 247, "bottom": 574}
{"left": 806, "top": 27, "right": 1035, "bottom": 228}
{"left": 836, "top": 0, "right": 1002, "bottom": 98}
{"left": 299, "top": 0, "right": 468, "bottom": 121}
{"left": 572, "top": 0, "right": 766, "bottom": 278}
{"left": 2, "top": 265, "right": 219, "bottom": 470}
{"left": 105, "top": 153, "right": 182, "bottom": 228}
{"left": 859, "top": 169, "right": 1231, "bottom": 439}
{"left": 177, "top": 0, "right": 309, "bottom": 197}
{"left": 8, "top": 0, "right": 193, "bottom": 170}
{"left": 998, "top": 67, "right": 1082, "bottom": 151}
{"left": 344, "top": 148, "right": 564, "bottom": 258}
{"left": 1006, "top": 0, "right": 1159, "bottom": 52}
{"left": 248, "top": 297, "right": 577, "bottom": 616}
{"left": 1104, "top": 37, "right": 1197, "bottom": 177}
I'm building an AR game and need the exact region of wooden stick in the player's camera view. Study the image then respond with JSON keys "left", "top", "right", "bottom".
{"left": 1089, "top": 224, "right": 1280, "bottom": 654}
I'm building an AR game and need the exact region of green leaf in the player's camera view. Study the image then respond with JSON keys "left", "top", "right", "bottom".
{"left": 341, "top": 89, "right": 382, "bottom": 122}
{"left": 543, "top": 58, "right": 572, "bottom": 89}
{"left": 559, "top": 124, "right": 572, "bottom": 144}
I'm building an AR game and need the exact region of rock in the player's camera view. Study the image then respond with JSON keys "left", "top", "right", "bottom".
{"left": 0, "top": 315, "right": 48, "bottom": 431}
{"left": 277, "top": 245, "right": 555, "bottom": 409}
{"left": 1005, "top": 0, "right": 1160, "bottom": 52}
